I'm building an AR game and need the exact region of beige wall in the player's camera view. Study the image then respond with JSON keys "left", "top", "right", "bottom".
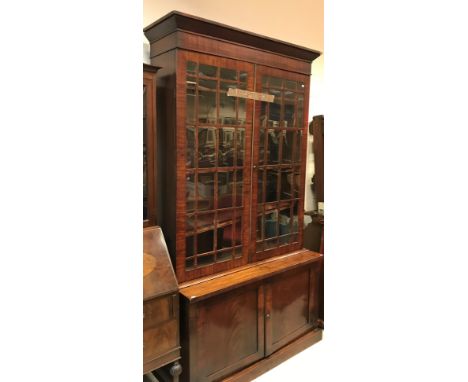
{"left": 143, "top": 0, "right": 323, "bottom": 211}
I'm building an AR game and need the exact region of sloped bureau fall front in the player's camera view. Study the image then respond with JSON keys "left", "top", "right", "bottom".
{"left": 144, "top": 11, "right": 323, "bottom": 381}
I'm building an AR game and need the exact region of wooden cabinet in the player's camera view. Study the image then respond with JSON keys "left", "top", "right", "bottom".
{"left": 143, "top": 227, "right": 182, "bottom": 380}
{"left": 144, "top": 11, "right": 323, "bottom": 381}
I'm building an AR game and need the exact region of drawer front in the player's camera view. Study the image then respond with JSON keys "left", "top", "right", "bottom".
{"left": 144, "top": 294, "right": 177, "bottom": 330}
{"left": 144, "top": 318, "right": 178, "bottom": 363}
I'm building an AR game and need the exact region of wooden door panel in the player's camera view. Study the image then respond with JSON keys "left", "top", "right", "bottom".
{"left": 265, "top": 266, "right": 315, "bottom": 355}
{"left": 192, "top": 284, "right": 264, "bottom": 381}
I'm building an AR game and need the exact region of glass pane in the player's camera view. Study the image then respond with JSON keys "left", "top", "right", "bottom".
{"left": 186, "top": 173, "right": 196, "bottom": 213}
{"left": 293, "top": 167, "right": 301, "bottom": 198}
{"left": 267, "top": 129, "right": 280, "bottom": 165}
{"left": 284, "top": 91, "right": 295, "bottom": 127}
{"left": 236, "top": 128, "right": 245, "bottom": 167}
{"left": 197, "top": 212, "right": 215, "bottom": 231}
{"left": 220, "top": 68, "right": 237, "bottom": 81}
{"left": 234, "top": 209, "right": 243, "bottom": 245}
{"left": 198, "top": 90, "right": 217, "bottom": 124}
{"left": 217, "top": 211, "right": 233, "bottom": 249}
{"left": 198, "top": 128, "right": 216, "bottom": 168}
{"left": 187, "top": 61, "right": 197, "bottom": 75}
{"left": 297, "top": 95, "right": 304, "bottom": 128}
{"left": 279, "top": 207, "right": 292, "bottom": 236}
{"left": 219, "top": 127, "right": 235, "bottom": 167}
{"left": 217, "top": 249, "right": 233, "bottom": 262}
{"left": 257, "top": 169, "right": 264, "bottom": 204}
{"left": 220, "top": 91, "right": 236, "bottom": 125}
{"left": 186, "top": 77, "right": 196, "bottom": 124}
{"left": 268, "top": 90, "right": 281, "bottom": 127}
{"left": 220, "top": 81, "right": 237, "bottom": 91}
{"left": 238, "top": 98, "right": 246, "bottom": 125}
{"left": 186, "top": 235, "right": 195, "bottom": 257}
{"left": 270, "top": 77, "right": 282, "bottom": 88}
{"left": 281, "top": 168, "right": 293, "bottom": 200}
{"left": 186, "top": 214, "right": 196, "bottom": 233}
{"left": 282, "top": 131, "right": 294, "bottom": 163}
{"left": 186, "top": 258, "right": 194, "bottom": 269}
{"left": 234, "top": 170, "right": 243, "bottom": 207}
{"left": 258, "top": 129, "right": 265, "bottom": 165}
{"left": 294, "top": 131, "right": 302, "bottom": 163}
{"left": 256, "top": 205, "right": 263, "bottom": 241}
{"left": 239, "top": 71, "right": 248, "bottom": 83}
{"left": 262, "top": 76, "right": 268, "bottom": 87}
{"left": 218, "top": 171, "right": 234, "bottom": 209}
{"left": 266, "top": 170, "right": 279, "bottom": 202}
{"left": 199, "top": 64, "right": 217, "bottom": 77}
{"left": 199, "top": 78, "right": 217, "bottom": 90}
{"left": 186, "top": 126, "right": 195, "bottom": 168}
{"left": 197, "top": 231, "right": 214, "bottom": 254}
{"left": 285, "top": 80, "right": 296, "bottom": 90}
{"left": 197, "top": 173, "right": 215, "bottom": 211}
{"left": 264, "top": 210, "right": 278, "bottom": 238}
{"left": 256, "top": 241, "right": 264, "bottom": 253}
{"left": 265, "top": 238, "right": 278, "bottom": 249}
{"left": 198, "top": 253, "right": 215, "bottom": 266}
{"left": 260, "top": 102, "right": 267, "bottom": 128}
{"left": 292, "top": 201, "right": 299, "bottom": 233}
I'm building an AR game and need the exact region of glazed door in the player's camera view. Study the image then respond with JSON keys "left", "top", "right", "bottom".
{"left": 251, "top": 66, "right": 310, "bottom": 261}
{"left": 176, "top": 51, "right": 255, "bottom": 282}
{"left": 264, "top": 264, "right": 320, "bottom": 355}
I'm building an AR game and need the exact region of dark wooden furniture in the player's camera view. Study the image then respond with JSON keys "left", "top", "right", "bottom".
{"left": 144, "top": 64, "right": 159, "bottom": 228}
{"left": 144, "top": 11, "right": 323, "bottom": 381}
{"left": 143, "top": 226, "right": 182, "bottom": 381}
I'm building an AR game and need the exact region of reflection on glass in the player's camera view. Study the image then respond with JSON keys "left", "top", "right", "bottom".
{"left": 239, "top": 71, "right": 247, "bottom": 83}
{"left": 186, "top": 173, "right": 196, "bottom": 213}
{"left": 219, "top": 127, "right": 235, "bottom": 166}
{"left": 285, "top": 80, "right": 296, "bottom": 90}
{"left": 197, "top": 230, "right": 214, "bottom": 254}
{"left": 197, "top": 212, "right": 215, "bottom": 231}
{"left": 267, "top": 129, "right": 280, "bottom": 164}
{"left": 258, "top": 129, "right": 265, "bottom": 165}
{"left": 294, "top": 131, "right": 302, "bottom": 163}
{"left": 186, "top": 127, "right": 195, "bottom": 168}
{"left": 218, "top": 171, "right": 234, "bottom": 209}
{"left": 293, "top": 168, "right": 301, "bottom": 198}
{"left": 198, "top": 254, "right": 215, "bottom": 266}
{"left": 292, "top": 201, "right": 299, "bottom": 233}
{"left": 186, "top": 235, "right": 195, "bottom": 257}
{"left": 282, "top": 131, "right": 294, "bottom": 163}
{"left": 235, "top": 170, "right": 243, "bottom": 207}
{"left": 186, "top": 94, "right": 195, "bottom": 124}
{"left": 297, "top": 95, "right": 304, "bottom": 128}
{"left": 268, "top": 90, "right": 281, "bottom": 126}
{"left": 236, "top": 129, "right": 245, "bottom": 167}
{"left": 218, "top": 212, "right": 233, "bottom": 249}
{"left": 238, "top": 98, "right": 246, "bottom": 125}
{"left": 220, "top": 92, "right": 236, "bottom": 125}
{"left": 187, "top": 61, "right": 197, "bottom": 75}
{"left": 257, "top": 212, "right": 263, "bottom": 241}
{"left": 284, "top": 91, "right": 295, "bottom": 127}
{"left": 234, "top": 246, "right": 242, "bottom": 258}
{"left": 281, "top": 168, "right": 293, "bottom": 200}
{"left": 220, "top": 81, "right": 237, "bottom": 92}
{"left": 265, "top": 238, "right": 278, "bottom": 249}
{"left": 234, "top": 210, "right": 243, "bottom": 245}
{"left": 198, "top": 128, "right": 216, "bottom": 167}
{"left": 197, "top": 173, "right": 214, "bottom": 211}
{"left": 198, "top": 90, "right": 216, "bottom": 124}
{"left": 218, "top": 250, "right": 233, "bottom": 262}
{"left": 220, "top": 68, "right": 236, "bottom": 81}
{"left": 186, "top": 258, "right": 194, "bottom": 269}
{"left": 257, "top": 169, "right": 264, "bottom": 203}
{"left": 260, "top": 102, "right": 267, "bottom": 128}
{"left": 270, "top": 77, "right": 282, "bottom": 88}
{"left": 265, "top": 210, "right": 278, "bottom": 238}
{"left": 199, "top": 64, "right": 217, "bottom": 77}
{"left": 279, "top": 207, "right": 291, "bottom": 236}
{"left": 266, "top": 170, "right": 278, "bottom": 202}
{"left": 199, "top": 78, "right": 217, "bottom": 90}
{"left": 186, "top": 214, "right": 195, "bottom": 233}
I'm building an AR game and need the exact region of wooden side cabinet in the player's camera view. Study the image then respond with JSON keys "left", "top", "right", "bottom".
{"left": 143, "top": 227, "right": 182, "bottom": 381}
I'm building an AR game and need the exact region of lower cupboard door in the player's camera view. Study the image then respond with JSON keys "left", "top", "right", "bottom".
{"left": 265, "top": 264, "right": 320, "bottom": 356}
{"left": 191, "top": 284, "right": 265, "bottom": 381}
